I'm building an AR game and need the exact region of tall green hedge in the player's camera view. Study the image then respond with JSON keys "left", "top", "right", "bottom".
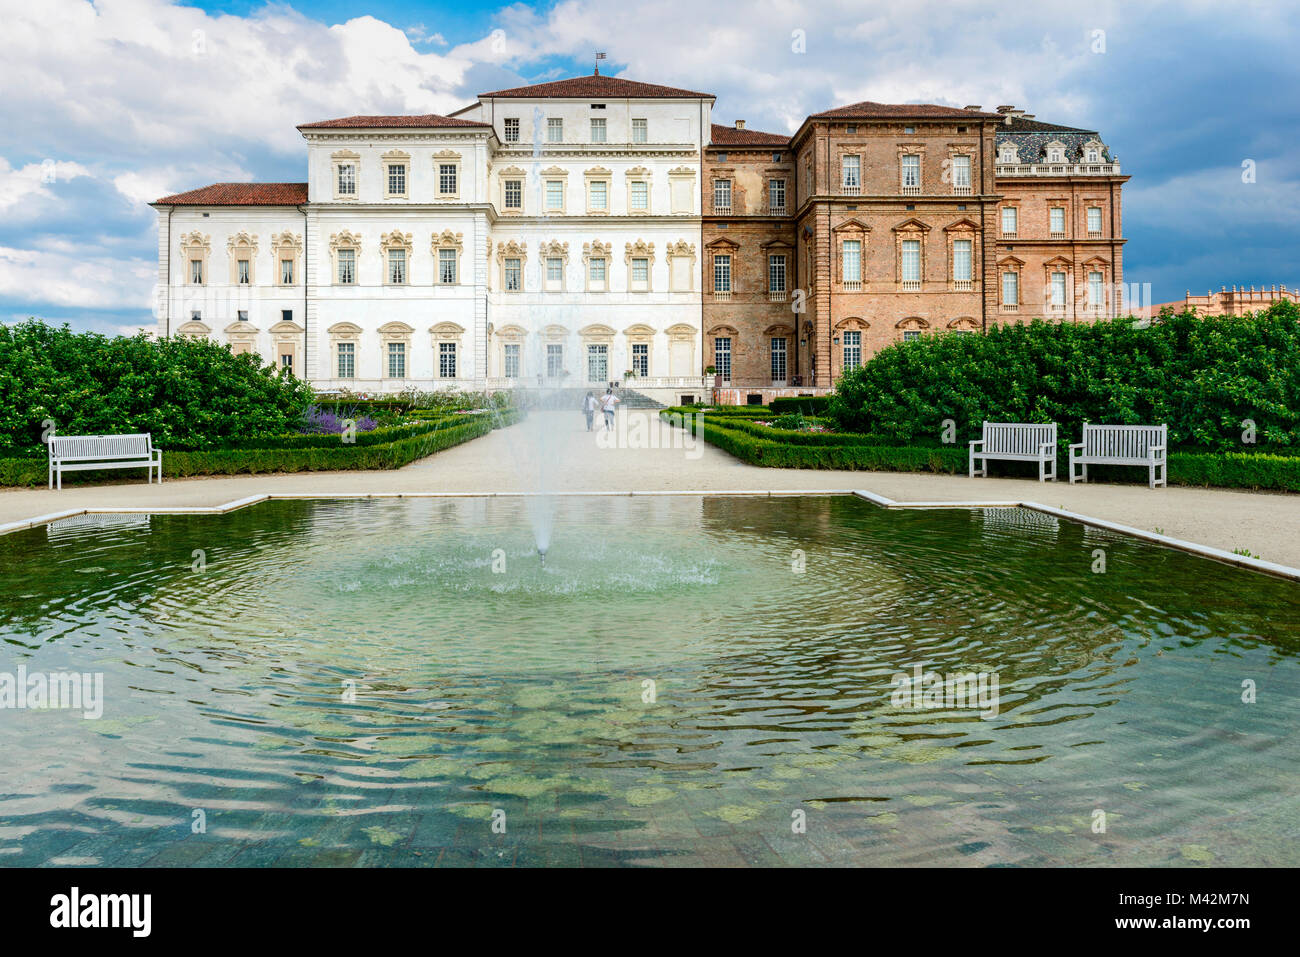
{"left": 0, "top": 321, "right": 315, "bottom": 456}
{"left": 829, "top": 303, "right": 1300, "bottom": 453}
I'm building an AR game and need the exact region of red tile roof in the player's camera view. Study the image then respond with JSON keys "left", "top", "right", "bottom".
{"left": 297, "top": 114, "right": 491, "bottom": 129}
{"left": 153, "top": 182, "right": 309, "bottom": 206}
{"left": 811, "top": 101, "right": 1002, "bottom": 120}
{"left": 709, "top": 123, "right": 789, "bottom": 147}
{"left": 479, "top": 74, "right": 713, "bottom": 99}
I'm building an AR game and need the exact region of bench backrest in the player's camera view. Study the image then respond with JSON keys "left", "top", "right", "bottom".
{"left": 1082, "top": 423, "right": 1166, "bottom": 459}
{"left": 982, "top": 421, "right": 1056, "bottom": 454}
{"left": 49, "top": 433, "right": 153, "bottom": 461}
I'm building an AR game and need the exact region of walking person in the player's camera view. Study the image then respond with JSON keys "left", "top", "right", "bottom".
{"left": 600, "top": 388, "right": 621, "bottom": 432}
{"left": 582, "top": 391, "right": 597, "bottom": 432}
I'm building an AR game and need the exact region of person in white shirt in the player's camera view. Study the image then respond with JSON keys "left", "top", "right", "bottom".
{"left": 600, "top": 389, "right": 620, "bottom": 431}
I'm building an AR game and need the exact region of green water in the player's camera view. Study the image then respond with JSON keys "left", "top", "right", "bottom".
{"left": 2, "top": 496, "right": 1298, "bottom": 867}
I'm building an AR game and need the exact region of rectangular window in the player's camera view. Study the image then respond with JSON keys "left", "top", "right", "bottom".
{"left": 1002, "top": 271, "right": 1018, "bottom": 305}
{"left": 546, "top": 180, "right": 563, "bottom": 211}
{"left": 337, "top": 248, "right": 355, "bottom": 284}
{"left": 589, "top": 180, "right": 607, "bottom": 210}
{"left": 387, "top": 164, "right": 406, "bottom": 196}
{"left": 546, "top": 117, "right": 562, "bottom": 143}
{"left": 632, "top": 118, "right": 647, "bottom": 143}
{"left": 1089, "top": 270, "right": 1105, "bottom": 308}
{"left": 546, "top": 256, "right": 563, "bottom": 290}
{"left": 587, "top": 343, "right": 608, "bottom": 382}
{"left": 439, "top": 248, "right": 457, "bottom": 284}
{"left": 280, "top": 353, "right": 293, "bottom": 373}
{"left": 236, "top": 310, "right": 248, "bottom": 323}
{"left": 338, "top": 164, "right": 356, "bottom": 195}
{"left": 1001, "top": 206, "right": 1017, "bottom": 236}
{"left": 191, "top": 310, "right": 201, "bottom": 321}
{"left": 503, "top": 117, "right": 520, "bottom": 142}
{"left": 630, "top": 180, "right": 648, "bottom": 211}
{"left": 842, "top": 240, "right": 861, "bottom": 284}
{"left": 388, "top": 342, "right": 406, "bottom": 378}
{"left": 282, "top": 309, "right": 292, "bottom": 324}
{"left": 237, "top": 259, "right": 250, "bottom": 284}
{"left": 769, "top": 254, "right": 787, "bottom": 292}
{"left": 713, "top": 254, "right": 731, "bottom": 292}
{"left": 546, "top": 343, "right": 563, "bottom": 377}
{"left": 1051, "top": 271, "right": 1067, "bottom": 307}
{"left": 190, "top": 259, "right": 203, "bottom": 284}
{"left": 388, "top": 248, "right": 406, "bottom": 284}
{"left": 713, "top": 179, "right": 731, "bottom": 211}
{"left": 842, "top": 155, "right": 860, "bottom": 191}
{"left": 901, "top": 154, "right": 920, "bottom": 190}
{"left": 1050, "top": 207, "right": 1066, "bottom": 235}
{"left": 504, "top": 343, "right": 520, "bottom": 378}
{"left": 771, "top": 337, "right": 787, "bottom": 381}
{"left": 504, "top": 179, "right": 522, "bottom": 210}
{"left": 842, "top": 330, "right": 861, "bottom": 370}
{"left": 952, "top": 155, "right": 971, "bottom": 191}
{"left": 631, "top": 342, "right": 648, "bottom": 377}
{"left": 631, "top": 257, "right": 649, "bottom": 290}
{"left": 953, "top": 239, "right": 972, "bottom": 282}
{"left": 1087, "top": 206, "right": 1103, "bottom": 235}
{"left": 280, "top": 258, "right": 294, "bottom": 284}
{"left": 769, "top": 178, "right": 786, "bottom": 212}
{"left": 714, "top": 337, "right": 732, "bottom": 379}
{"left": 901, "top": 240, "right": 921, "bottom": 283}
{"left": 439, "top": 342, "right": 457, "bottom": 378}
{"left": 337, "top": 341, "right": 355, "bottom": 378}
{"left": 590, "top": 118, "right": 606, "bottom": 143}
{"left": 903, "top": 330, "right": 921, "bottom": 342}
{"left": 439, "top": 163, "right": 457, "bottom": 195}
{"left": 589, "top": 257, "right": 606, "bottom": 287}
{"left": 504, "top": 257, "right": 521, "bottom": 291}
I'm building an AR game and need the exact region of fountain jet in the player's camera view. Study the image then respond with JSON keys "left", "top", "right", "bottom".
{"left": 537, "top": 547, "right": 548, "bottom": 567}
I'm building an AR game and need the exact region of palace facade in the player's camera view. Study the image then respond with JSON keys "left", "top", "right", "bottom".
{"left": 154, "top": 76, "right": 1127, "bottom": 402}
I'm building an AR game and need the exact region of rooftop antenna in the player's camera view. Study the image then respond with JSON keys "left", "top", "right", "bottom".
{"left": 594, "top": 51, "right": 606, "bottom": 75}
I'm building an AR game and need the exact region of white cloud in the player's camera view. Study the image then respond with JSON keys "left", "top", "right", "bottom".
{"left": 0, "top": 158, "right": 89, "bottom": 211}
{"left": 0, "top": 244, "right": 156, "bottom": 311}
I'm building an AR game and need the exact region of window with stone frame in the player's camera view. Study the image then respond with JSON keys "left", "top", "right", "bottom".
{"left": 504, "top": 178, "right": 522, "bottom": 210}
{"left": 503, "top": 117, "right": 520, "bottom": 142}
{"left": 631, "top": 118, "right": 648, "bottom": 143}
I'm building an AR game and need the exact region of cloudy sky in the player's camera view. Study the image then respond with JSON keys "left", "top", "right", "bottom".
{"left": 3, "top": 0, "right": 1298, "bottom": 335}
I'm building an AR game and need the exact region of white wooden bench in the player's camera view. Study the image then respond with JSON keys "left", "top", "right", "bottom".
{"left": 969, "top": 422, "right": 1057, "bottom": 481}
{"left": 48, "top": 432, "right": 163, "bottom": 489}
{"left": 1069, "top": 423, "right": 1167, "bottom": 489}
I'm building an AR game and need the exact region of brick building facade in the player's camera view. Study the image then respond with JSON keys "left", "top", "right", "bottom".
{"left": 704, "top": 102, "right": 1128, "bottom": 400}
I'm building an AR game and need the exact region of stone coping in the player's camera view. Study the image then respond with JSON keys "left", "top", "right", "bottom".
{"left": 2, "top": 489, "right": 1297, "bottom": 583}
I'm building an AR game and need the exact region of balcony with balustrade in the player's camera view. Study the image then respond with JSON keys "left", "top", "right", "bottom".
{"left": 995, "top": 162, "right": 1122, "bottom": 177}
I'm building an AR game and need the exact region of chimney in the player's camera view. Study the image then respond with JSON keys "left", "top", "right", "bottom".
{"left": 996, "top": 105, "right": 1016, "bottom": 113}
{"left": 964, "top": 105, "right": 983, "bottom": 111}
{"left": 734, "top": 120, "right": 745, "bottom": 129}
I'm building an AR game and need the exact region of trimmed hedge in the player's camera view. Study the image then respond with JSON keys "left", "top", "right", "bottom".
{"left": 1168, "top": 451, "right": 1300, "bottom": 492}
{"left": 2, "top": 409, "right": 522, "bottom": 486}
{"left": 770, "top": 396, "right": 832, "bottom": 416}
{"left": 164, "top": 412, "right": 493, "bottom": 451}
{"left": 661, "top": 410, "right": 965, "bottom": 473}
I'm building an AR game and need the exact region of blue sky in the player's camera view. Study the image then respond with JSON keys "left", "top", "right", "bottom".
{"left": 3, "top": 0, "right": 1299, "bottom": 335}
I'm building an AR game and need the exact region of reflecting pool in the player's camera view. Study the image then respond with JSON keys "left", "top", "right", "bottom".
{"left": 2, "top": 496, "right": 1298, "bottom": 867}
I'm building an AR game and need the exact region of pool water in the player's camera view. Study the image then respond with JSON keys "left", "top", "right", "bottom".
{"left": 2, "top": 495, "right": 1298, "bottom": 867}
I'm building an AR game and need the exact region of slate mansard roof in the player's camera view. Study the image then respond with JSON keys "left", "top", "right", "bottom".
{"left": 810, "top": 101, "right": 1003, "bottom": 120}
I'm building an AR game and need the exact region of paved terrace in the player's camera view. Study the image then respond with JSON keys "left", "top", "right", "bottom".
{"left": 6, "top": 411, "right": 1300, "bottom": 569}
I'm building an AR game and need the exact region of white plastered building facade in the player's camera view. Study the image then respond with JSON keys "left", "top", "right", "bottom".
{"left": 153, "top": 75, "right": 714, "bottom": 399}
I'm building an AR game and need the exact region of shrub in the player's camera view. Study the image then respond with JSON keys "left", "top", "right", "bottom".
{"left": 770, "top": 396, "right": 832, "bottom": 416}
{"left": 0, "top": 321, "right": 315, "bottom": 456}
{"left": 829, "top": 303, "right": 1300, "bottom": 453}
